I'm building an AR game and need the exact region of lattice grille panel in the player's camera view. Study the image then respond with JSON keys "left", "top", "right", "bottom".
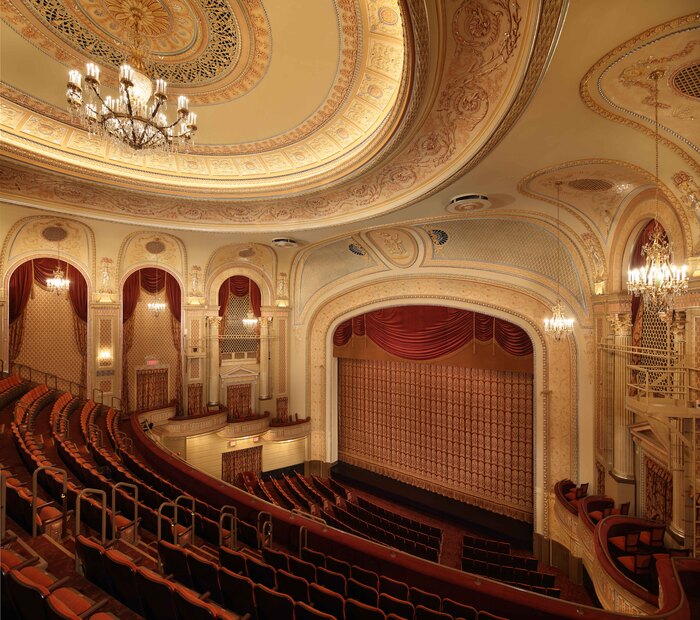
{"left": 640, "top": 309, "right": 671, "bottom": 395}
{"left": 98, "top": 319, "right": 112, "bottom": 367}
{"left": 338, "top": 359, "right": 533, "bottom": 522}
{"left": 424, "top": 219, "right": 583, "bottom": 305}
{"left": 191, "top": 359, "right": 200, "bottom": 380}
{"left": 221, "top": 294, "right": 259, "bottom": 355}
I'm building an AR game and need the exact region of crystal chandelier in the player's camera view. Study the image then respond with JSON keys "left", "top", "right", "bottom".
{"left": 627, "top": 70, "right": 688, "bottom": 315}
{"left": 148, "top": 267, "right": 167, "bottom": 317}
{"left": 66, "top": 11, "right": 197, "bottom": 152}
{"left": 544, "top": 182, "right": 574, "bottom": 340}
{"left": 46, "top": 244, "right": 70, "bottom": 295}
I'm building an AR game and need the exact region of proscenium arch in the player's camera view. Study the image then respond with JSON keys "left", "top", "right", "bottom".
{"left": 2, "top": 256, "right": 94, "bottom": 391}
{"left": 304, "top": 275, "right": 582, "bottom": 538}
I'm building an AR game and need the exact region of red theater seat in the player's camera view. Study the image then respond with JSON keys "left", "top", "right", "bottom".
{"left": 254, "top": 583, "right": 295, "bottom": 620}
{"left": 219, "top": 568, "right": 256, "bottom": 618}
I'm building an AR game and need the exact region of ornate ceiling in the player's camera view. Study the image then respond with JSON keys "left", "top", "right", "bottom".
{"left": 0, "top": 0, "right": 553, "bottom": 230}
{"left": 0, "top": 1, "right": 698, "bottom": 246}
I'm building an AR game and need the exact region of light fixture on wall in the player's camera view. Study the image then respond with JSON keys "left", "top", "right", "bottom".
{"left": 46, "top": 243, "right": 71, "bottom": 295}
{"left": 242, "top": 278, "right": 258, "bottom": 328}
{"left": 147, "top": 266, "right": 167, "bottom": 317}
{"left": 544, "top": 182, "right": 574, "bottom": 340}
{"left": 627, "top": 70, "right": 688, "bottom": 316}
{"left": 66, "top": 9, "right": 197, "bottom": 152}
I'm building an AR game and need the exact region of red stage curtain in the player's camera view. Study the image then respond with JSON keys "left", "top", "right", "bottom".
{"left": 140, "top": 267, "right": 165, "bottom": 293}
{"left": 122, "top": 271, "right": 141, "bottom": 323}
{"left": 8, "top": 261, "right": 33, "bottom": 324}
{"left": 495, "top": 319, "right": 533, "bottom": 356}
{"left": 333, "top": 306, "right": 533, "bottom": 359}
{"left": 334, "top": 319, "right": 353, "bottom": 346}
{"left": 218, "top": 281, "right": 230, "bottom": 317}
{"left": 364, "top": 306, "right": 474, "bottom": 360}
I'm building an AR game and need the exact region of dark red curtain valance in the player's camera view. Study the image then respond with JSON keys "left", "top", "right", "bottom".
{"left": 122, "top": 268, "right": 181, "bottom": 323}
{"left": 9, "top": 259, "right": 87, "bottom": 324}
{"left": 333, "top": 305, "right": 533, "bottom": 359}
{"left": 218, "top": 276, "right": 261, "bottom": 317}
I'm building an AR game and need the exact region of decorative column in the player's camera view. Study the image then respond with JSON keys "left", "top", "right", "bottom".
{"left": 206, "top": 316, "right": 222, "bottom": 407}
{"left": 669, "top": 311, "right": 686, "bottom": 540}
{"left": 259, "top": 317, "right": 271, "bottom": 400}
{"left": 608, "top": 312, "right": 634, "bottom": 481}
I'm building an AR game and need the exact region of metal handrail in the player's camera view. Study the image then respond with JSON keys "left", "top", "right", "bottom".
{"left": 92, "top": 388, "right": 104, "bottom": 405}
{"left": 257, "top": 511, "right": 272, "bottom": 549}
{"left": 291, "top": 508, "right": 327, "bottom": 525}
{"left": 219, "top": 505, "right": 237, "bottom": 549}
{"left": 88, "top": 424, "right": 103, "bottom": 448}
{"left": 112, "top": 482, "right": 139, "bottom": 542}
{"left": 9, "top": 362, "right": 85, "bottom": 397}
{"left": 75, "top": 488, "right": 107, "bottom": 570}
{"left": 176, "top": 494, "right": 196, "bottom": 542}
{"left": 298, "top": 525, "right": 307, "bottom": 553}
{"left": 32, "top": 465, "right": 69, "bottom": 538}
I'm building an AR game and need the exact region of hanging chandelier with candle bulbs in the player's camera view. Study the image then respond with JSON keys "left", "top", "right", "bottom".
{"left": 626, "top": 70, "right": 688, "bottom": 315}
{"left": 544, "top": 181, "right": 574, "bottom": 340}
{"left": 147, "top": 267, "right": 167, "bottom": 317}
{"left": 66, "top": 8, "right": 197, "bottom": 152}
{"left": 47, "top": 243, "right": 70, "bottom": 295}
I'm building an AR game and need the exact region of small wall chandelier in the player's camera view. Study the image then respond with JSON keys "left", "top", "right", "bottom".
{"left": 46, "top": 244, "right": 70, "bottom": 295}
{"left": 66, "top": 10, "right": 197, "bottom": 152}
{"left": 627, "top": 70, "right": 688, "bottom": 315}
{"left": 242, "top": 279, "right": 258, "bottom": 328}
{"left": 148, "top": 267, "right": 167, "bottom": 317}
{"left": 544, "top": 182, "right": 574, "bottom": 340}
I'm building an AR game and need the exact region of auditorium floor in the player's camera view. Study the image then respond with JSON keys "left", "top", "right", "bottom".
{"left": 341, "top": 481, "right": 598, "bottom": 607}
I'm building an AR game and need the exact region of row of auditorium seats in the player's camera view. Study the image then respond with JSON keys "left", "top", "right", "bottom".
{"left": 462, "top": 535, "right": 510, "bottom": 555}
{"left": 73, "top": 535, "right": 238, "bottom": 619}
{"left": 462, "top": 547, "right": 538, "bottom": 571}
{"left": 356, "top": 496, "right": 441, "bottom": 539}
{"left": 345, "top": 501, "right": 440, "bottom": 550}
{"left": 155, "top": 535, "right": 508, "bottom": 620}
{"left": 460, "top": 557, "right": 557, "bottom": 591}
{"left": 1, "top": 544, "right": 115, "bottom": 620}
{"left": 331, "top": 503, "right": 440, "bottom": 562}
{"left": 0, "top": 373, "right": 29, "bottom": 409}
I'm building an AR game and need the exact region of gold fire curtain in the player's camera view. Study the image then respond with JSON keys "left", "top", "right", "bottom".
{"left": 644, "top": 456, "right": 672, "bottom": 525}
{"left": 136, "top": 368, "right": 168, "bottom": 412}
{"left": 222, "top": 445, "right": 263, "bottom": 486}
{"left": 338, "top": 358, "right": 534, "bottom": 523}
{"left": 227, "top": 384, "right": 251, "bottom": 421}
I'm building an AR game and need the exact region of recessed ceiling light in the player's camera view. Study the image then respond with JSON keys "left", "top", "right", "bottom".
{"left": 447, "top": 194, "right": 490, "bottom": 213}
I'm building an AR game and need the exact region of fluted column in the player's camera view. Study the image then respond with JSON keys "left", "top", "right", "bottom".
{"left": 207, "top": 316, "right": 222, "bottom": 407}
{"left": 259, "top": 317, "right": 271, "bottom": 400}
{"left": 609, "top": 312, "right": 634, "bottom": 481}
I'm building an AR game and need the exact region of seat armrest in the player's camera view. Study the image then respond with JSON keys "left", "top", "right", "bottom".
{"left": 78, "top": 598, "right": 107, "bottom": 618}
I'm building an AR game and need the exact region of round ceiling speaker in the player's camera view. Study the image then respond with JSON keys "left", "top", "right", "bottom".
{"left": 446, "top": 194, "right": 491, "bottom": 213}
{"left": 271, "top": 238, "right": 298, "bottom": 247}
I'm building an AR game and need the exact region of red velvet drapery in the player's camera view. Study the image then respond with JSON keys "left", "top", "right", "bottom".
{"left": 333, "top": 306, "right": 533, "bottom": 359}
{"left": 122, "top": 268, "right": 180, "bottom": 322}
{"left": 8, "top": 261, "right": 33, "bottom": 324}
{"left": 218, "top": 276, "right": 261, "bottom": 317}
{"left": 9, "top": 259, "right": 88, "bottom": 322}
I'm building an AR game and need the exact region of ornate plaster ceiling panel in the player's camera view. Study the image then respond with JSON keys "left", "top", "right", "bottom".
{"left": 421, "top": 217, "right": 585, "bottom": 306}
{"left": 520, "top": 160, "right": 653, "bottom": 238}
{"left": 581, "top": 13, "right": 700, "bottom": 174}
{"left": 297, "top": 237, "right": 378, "bottom": 310}
{"left": 0, "top": 0, "right": 559, "bottom": 230}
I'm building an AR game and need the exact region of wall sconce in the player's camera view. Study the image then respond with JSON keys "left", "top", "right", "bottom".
{"left": 98, "top": 349, "right": 112, "bottom": 362}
